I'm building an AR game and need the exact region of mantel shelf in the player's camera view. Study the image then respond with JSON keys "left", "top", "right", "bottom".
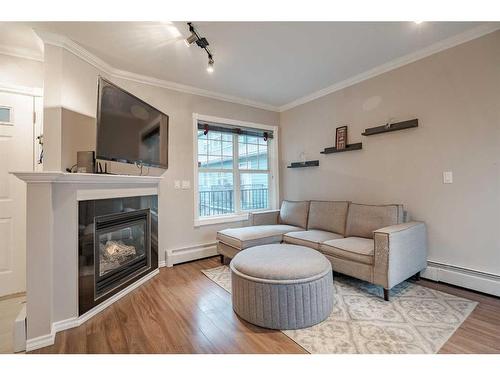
{"left": 321, "top": 143, "right": 363, "bottom": 154}
{"left": 287, "top": 160, "right": 319, "bottom": 168}
{"left": 11, "top": 171, "right": 163, "bottom": 184}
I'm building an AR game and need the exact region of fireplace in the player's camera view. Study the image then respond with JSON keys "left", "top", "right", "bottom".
{"left": 94, "top": 209, "right": 151, "bottom": 298}
{"left": 78, "top": 195, "right": 158, "bottom": 315}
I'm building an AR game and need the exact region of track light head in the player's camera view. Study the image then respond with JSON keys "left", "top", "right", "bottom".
{"left": 184, "top": 33, "right": 198, "bottom": 47}
{"left": 207, "top": 58, "right": 214, "bottom": 73}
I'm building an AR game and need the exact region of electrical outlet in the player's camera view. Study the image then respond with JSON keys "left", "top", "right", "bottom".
{"left": 443, "top": 171, "right": 453, "bottom": 184}
{"left": 181, "top": 180, "right": 191, "bottom": 190}
{"left": 174, "top": 180, "right": 181, "bottom": 189}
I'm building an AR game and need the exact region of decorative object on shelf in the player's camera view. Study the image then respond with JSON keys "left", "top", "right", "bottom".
{"left": 76, "top": 151, "right": 95, "bottom": 173}
{"left": 362, "top": 118, "right": 418, "bottom": 136}
{"left": 321, "top": 142, "right": 362, "bottom": 154}
{"left": 287, "top": 160, "right": 320, "bottom": 168}
{"left": 299, "top": 151, "right": 307, "bottom": 164}
{"left": 335, "top": 125, "right": 348, "bottom": 149}
{"left": 383, "top": 117, "right": 395, "bottom": 130}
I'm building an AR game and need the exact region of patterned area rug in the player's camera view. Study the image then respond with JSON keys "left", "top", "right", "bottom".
{"left": 201, "top": 266, "right": 477, "bottom": 354}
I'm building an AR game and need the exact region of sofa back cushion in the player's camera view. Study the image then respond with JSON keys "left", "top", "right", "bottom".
{"left": 345, "top": 203, "right": 403, "bottom": 239}
{"left": 307, "top": 201, "right": 349, "bottom": 235}
{"left": 279, "top": 200, "right": 310, "bottom": 228}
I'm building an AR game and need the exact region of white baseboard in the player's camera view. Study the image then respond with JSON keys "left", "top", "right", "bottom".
{"left": 167, "top": 242, "right": 218, "bottom": 267}
{"left": 422, "top": 261, "right": 500, "bottom": 297}
{"left": 13, "top": 304, "right": 26, "bottom": 352}
{"left": 26, "top": 330, "right": 55, "bottom": 352}
{"left": 26, "top": 269, "right": 160, "bottom": 352}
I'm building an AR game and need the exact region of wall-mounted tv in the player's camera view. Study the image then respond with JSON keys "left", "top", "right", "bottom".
{"left": 96, "top": 77, "right": 169, "bottom": 169}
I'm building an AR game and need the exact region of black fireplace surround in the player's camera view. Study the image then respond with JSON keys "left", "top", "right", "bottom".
{"left": 78, "top": 195, "right": 158, "bottom": 315}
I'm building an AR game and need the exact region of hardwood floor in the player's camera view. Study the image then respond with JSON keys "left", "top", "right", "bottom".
{"left": 32, "top": 257, "right": 500, "bottom": 354}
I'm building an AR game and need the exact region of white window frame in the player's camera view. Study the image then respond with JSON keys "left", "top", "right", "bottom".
{"left": 193, "top": 113, "right": 279, "bottom": 227}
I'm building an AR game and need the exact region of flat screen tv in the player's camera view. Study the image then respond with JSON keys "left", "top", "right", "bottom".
{"left": 96, "top": 77, "right": 168, "bottom": 169}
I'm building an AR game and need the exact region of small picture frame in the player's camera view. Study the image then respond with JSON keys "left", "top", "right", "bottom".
{"left": 335, "top": 126, "right": 348, "bottom": 149}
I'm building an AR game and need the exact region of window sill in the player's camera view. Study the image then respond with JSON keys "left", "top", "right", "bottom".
{"left": 194, "top": 213, "right": 249, "bottom": 227}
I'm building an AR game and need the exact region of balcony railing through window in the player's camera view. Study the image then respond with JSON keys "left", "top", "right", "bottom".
{"left": 199, "top": 188, "right": 269, "bottom": 217}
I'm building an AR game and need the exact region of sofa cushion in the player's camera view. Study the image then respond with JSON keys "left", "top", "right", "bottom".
{"left": 279, "top": 200, "right": 310, "bottom": 228}
{"left": 345, "top": 203, "right": 403, "bottom": 239}
{"left": 307, "top": 200, "right": 349, "bottom": 235}
{"left": 283, "top": 230, "right": 343, "bottom": 250}
{"left": 217, "top": 225, "right": 302, "bottom": 250}
{"left": 320, "top": 237, "right": 375, "bottom": 265}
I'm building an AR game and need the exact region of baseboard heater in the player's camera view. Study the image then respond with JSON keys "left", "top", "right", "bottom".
{"left": 422, "top": 261, "right": 500, "bottom": 297}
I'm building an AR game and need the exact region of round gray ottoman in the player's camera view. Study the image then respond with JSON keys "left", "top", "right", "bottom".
{"left": 230, "top": 244, "right": 333, "bottom": 330}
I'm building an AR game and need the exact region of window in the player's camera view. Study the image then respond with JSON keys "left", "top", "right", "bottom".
{"left": 194, "top": 114, "right": 278, "bottom": 225}
{"left": 0, "top": 106, "right": 12, "bottom": 125}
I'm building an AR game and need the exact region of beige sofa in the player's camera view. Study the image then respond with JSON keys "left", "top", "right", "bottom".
{"left": 217, "top": 200, "right": 427, "bottom": 301}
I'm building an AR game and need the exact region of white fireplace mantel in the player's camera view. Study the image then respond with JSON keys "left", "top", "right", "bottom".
{"left": 13, "top": 171, "right": 163, "bottom": 184}
{"left": 12, "top": 171, "right": 163, "bottom": 351}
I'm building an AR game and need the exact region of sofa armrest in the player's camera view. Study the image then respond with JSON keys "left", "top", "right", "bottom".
{"left": 373, "top": 221, "right": 427, "bottom": 289}
{"left": 248, "top": 210, "right": 280, "bottom": 226}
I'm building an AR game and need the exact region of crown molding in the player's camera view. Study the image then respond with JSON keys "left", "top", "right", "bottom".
{"left": 34, "top": 29, "right": 280, "bottom": 112}
{"left": 0, "top": 44, "right": 44, "bottom": 62}
{"left": 278, "top": 23, "right": 500, "bottom": 112}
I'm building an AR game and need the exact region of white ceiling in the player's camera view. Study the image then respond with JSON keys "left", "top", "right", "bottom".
{"left": 1, "top": 22, "right": 498, "bottom": 109}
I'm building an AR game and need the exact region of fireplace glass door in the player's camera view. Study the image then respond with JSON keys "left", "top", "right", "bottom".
{"left": 94, "top": 209, "right": 151, "bottom": 298}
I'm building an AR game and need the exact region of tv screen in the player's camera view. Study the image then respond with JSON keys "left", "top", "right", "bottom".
{"left": 96, "top": 78, "right": 168, "bottom": 169}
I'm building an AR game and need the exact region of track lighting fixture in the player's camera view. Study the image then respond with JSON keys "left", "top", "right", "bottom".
{"left": 185, "top": 22, "right": 215, "bottom": 73}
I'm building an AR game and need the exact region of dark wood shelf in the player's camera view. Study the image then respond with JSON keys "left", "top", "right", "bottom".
{"left": 321, "top": 143, "right": 362, "bottom": 154}
{"left": 287, "top": 160, "right": 320, "bottom": 168}
{"left": 362, "top": 119, "right": 418, "bottom": 136}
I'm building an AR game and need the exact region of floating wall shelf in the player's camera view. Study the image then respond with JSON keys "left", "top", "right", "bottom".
{"left": 287, "top": 160, "right": 320, "bottom": 168}
{"left": 321, "top": 143, "right": 363, "bottom": 154}
{"left": 362, "top": 119, "right": 418, "bottom": 136}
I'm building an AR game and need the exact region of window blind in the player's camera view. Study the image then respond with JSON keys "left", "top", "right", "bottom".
{"left": 197, "top": 121, "right": 274, "bottom": 139}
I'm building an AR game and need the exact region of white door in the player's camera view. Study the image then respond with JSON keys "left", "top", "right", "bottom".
{"left": 0, "top": 91, "right": 36, "bottom": 297}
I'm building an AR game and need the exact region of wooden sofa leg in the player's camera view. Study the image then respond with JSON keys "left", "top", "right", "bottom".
{"left": 220, "top": 255, "right": 224, "bottom": 264}
{"left": 383, "top": 288, "right": 390, "bottom": 301}
{"left": 415, "top": 272, "right": 421, "bottom": 281}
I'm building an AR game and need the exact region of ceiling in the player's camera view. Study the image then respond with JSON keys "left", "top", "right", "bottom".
{"left": 1, "top": 22, "right": 498, "bottom": 109}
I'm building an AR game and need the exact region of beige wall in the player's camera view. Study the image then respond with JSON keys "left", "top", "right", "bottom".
{"left": 0, "top": 53, "right": 43, "bottom": 89}
{"left": 42, "top": 45, "right": 279, "bottom": 265}
{"left": 280, "top": 31, "right": 500, "bottom": 276}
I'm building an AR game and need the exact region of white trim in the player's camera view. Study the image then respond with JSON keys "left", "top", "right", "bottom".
{"left": 279, "top": 24, "right": 500, "bottom": 112}
{"left": 0, "top": 44, "right": 44, "bottom": 62}
{"left": 76, "top": 187, "right": 158, "bottom": 201}
{"left": 0, "top": 83, "right": 43, "bottom": 97}
{"left": 26, "top": 269, "right": 159, "bottom": 352}
{"left": 167, "top": 242, "right": 218, "bottom": 267}
{"left": 13, "top": 304, "right": 26, "bottom": 353}
{"left": 422, "top": 261, "right": 500, "bottom": 297}
{"left": 192, "top": 113, "right": 279, "bottom": 227}
{"left": 194, "top": 213, "right": 249, "bottom": 227}
{"left": 34, "top": 30, "right": 279, "bottom": 113}
{"left": 12, "top": 171, "right": 162, "bottom": 184}
{"left": 26, "top": 330, "right": 55, "bottom": 352}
